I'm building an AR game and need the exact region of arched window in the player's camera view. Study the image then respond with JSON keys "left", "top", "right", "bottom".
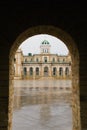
{"left": 24, "top": 67, "right": 27, "bottom": 76}
{"left": 59, "top": 67, "right": 63, "bottom": 76}
{"left": 65, "top": 67, "right": 69, "bottom": 76}
{"left": 53, "top": 67, "right": 57, "bottom": 76}
{"left": 29, "top": 67, "right": 33, "bottom": 76}
{"left": 36, "top": 67, "right": 39, "bottom": 75}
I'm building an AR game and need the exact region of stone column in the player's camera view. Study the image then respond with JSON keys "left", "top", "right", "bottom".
{"left": 40, "top": 65, "right": 43, "bottom": 77}
{"left": 72, "top": 62, "right": 81, "bottom": 130}
{"left": 42, "top": 66, "right": 44, "bottom": 77}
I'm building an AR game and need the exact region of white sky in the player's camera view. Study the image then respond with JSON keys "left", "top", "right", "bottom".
{"left": 19, "top": 34, "right": 69, "bottom": 56}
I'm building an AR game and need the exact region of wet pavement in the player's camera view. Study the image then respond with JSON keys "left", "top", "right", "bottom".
{"left": 12, "top": 79, "right": 72, "bottom": 130}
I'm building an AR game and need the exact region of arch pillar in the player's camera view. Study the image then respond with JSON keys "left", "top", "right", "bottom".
{"left": 9, "top": 25, "right": 80, "bottom": 130}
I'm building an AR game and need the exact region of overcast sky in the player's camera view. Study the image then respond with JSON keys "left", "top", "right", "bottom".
{"left": 19, "top": 34, "right": 69, "bottom": 55}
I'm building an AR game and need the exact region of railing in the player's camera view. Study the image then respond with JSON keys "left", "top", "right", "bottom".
{"left": 22, "top": 61, "right": 71, "bottom": 65}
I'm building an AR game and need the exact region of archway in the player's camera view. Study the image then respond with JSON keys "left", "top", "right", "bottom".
{"left": 59, "top": 67, "right": 63, "bottom": 77}
{"left": 44, "top": 66, "right": 49, "bottom": 76}
{"left": 53, "top": 67, "right": 57, "bottom": 76}
{"left": 9, "top": 25, "right": 80, "bottom": 130}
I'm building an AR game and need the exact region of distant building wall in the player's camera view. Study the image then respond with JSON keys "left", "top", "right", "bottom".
{"left": 14, "top": 41, "right": 72, "bottom": 79}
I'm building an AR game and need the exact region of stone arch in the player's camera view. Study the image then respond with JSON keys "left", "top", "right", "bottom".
{"left": 9, "top": 25, "right": 80, "bottom": 130}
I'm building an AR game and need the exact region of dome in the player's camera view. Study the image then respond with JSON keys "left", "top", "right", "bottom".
{"left": 41, "top": 40, "right": 50, "bottom": 45}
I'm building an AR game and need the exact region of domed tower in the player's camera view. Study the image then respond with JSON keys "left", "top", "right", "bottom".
{"left": 40, "top": 40, "right": 51, "bottom": 54}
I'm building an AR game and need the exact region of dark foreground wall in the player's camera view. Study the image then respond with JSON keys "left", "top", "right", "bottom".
{"left": 0, "top": 1, "right": 87, "bottom": 130}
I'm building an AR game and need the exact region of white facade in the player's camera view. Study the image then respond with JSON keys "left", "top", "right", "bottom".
{"left": 14, "top": 40, "right": 72, "bottom": 79}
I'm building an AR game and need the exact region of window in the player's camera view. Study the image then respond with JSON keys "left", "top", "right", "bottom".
{"left": 53, "top": 58, "right": 55, "bottom": 62}
{"left": 58, "top": 58, "right": 60, "bottom": 62}
{"left": 30, "top": 58, "right": 32, "bottom": 62}
{"left": 36, "top": 58, "right": 39, "bottom": 62}
{"left": 25, "top": 58, "right": 27, "bottom": 62}
{"left": 63, "top": 58, "right": 65, "bottom": 62}
{"left": 44, "top": 57, "right": 47, "bottom": 62}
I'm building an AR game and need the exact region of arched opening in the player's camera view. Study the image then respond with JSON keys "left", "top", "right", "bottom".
{"left": 23, "top": 67, "right": 27, "bottom": 76}
{"left": 59, "top": 67, "right": 63, "bottom": 77}
{"left": 44, "top": 66, "right": 49, "bottom": 76}
{"left": 29, "top": 67, "right": 33, "bottom": 76}
{"left": 53, "top": 67, "right": 57, "bottom": 76}
{"left": 9, "top": 25, "right": 80, "bottom": 130}
{"left": 36, "top": 67, "right": 39, "bottom": 76}
{"left": 65, "top": 67, "right": 69, "bottom": 77}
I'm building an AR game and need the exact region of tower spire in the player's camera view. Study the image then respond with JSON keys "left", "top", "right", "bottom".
{"left": 40, "top": 40, "right": 51, "bottom": 54}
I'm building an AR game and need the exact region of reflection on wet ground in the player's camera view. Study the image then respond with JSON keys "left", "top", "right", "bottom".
{"left": 12, "top": 79, "right": 72, "bottom": 130}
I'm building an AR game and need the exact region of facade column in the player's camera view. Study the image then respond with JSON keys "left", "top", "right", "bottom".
{"left": 27, "top": 67, "right": 29, "bottom": 79}
{"left": 42, "top": 66, "right": 44, "bottom": 77}
{"left": 62, "top": 67, "right": 64, "bottom": 79}
{"left": 33, "top": 67, "right": 35, "bottom": 79}
{"left": 24, "top": 67, "right": 27, "bottom": 79}
{"left": 57, "top": 67, "right": 59, "bottom": 78}
{"left": 49, "top": 64, "right": 51, "bottom": 77}
{"left": 69, "top": 66, "right": 72, "bottom": 79}
{"left": 63, "top": 67, "right": 66, "bottom": 79}
{"left": 41, "top": 65, "right": 43, "bottom": 77}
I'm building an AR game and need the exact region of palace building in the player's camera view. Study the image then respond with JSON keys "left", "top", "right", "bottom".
{"left": 14, "top": 40, "right": 72, "bottom": 79}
